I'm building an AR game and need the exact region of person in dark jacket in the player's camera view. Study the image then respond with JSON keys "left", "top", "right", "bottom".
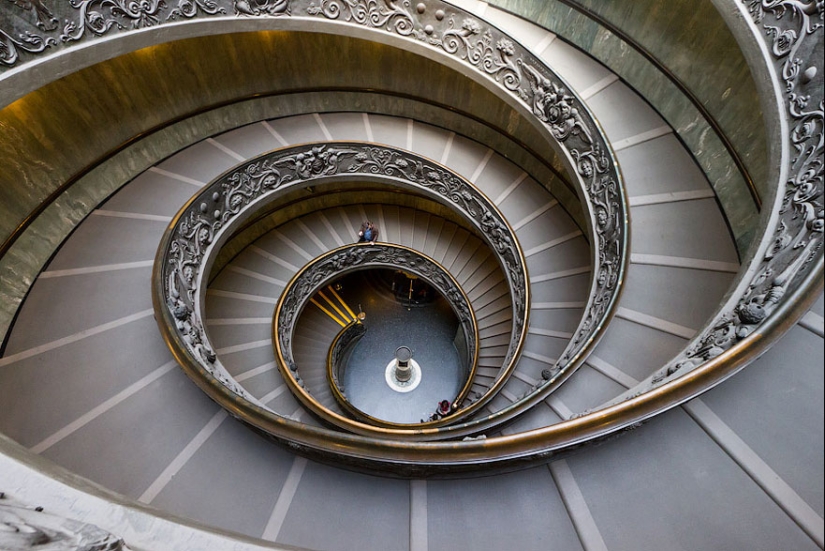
{"left": 357, "top": 221, "right": 379, "bottom": 244}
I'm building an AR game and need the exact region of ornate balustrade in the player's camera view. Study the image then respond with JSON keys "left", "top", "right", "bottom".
{"left": 5, "top": 0, "right": 629, "bottom": 427}
{"left": 327, "top": 320, "right": 365, "bottom": 401}
{"left": 154, "top": 141, "right": 540, "bottom": 442}
{"left": 275, "top": 243, "right": 479, "bottom": 430}
{"left": 8, "top": 0, "right": 815, "bottom": 474}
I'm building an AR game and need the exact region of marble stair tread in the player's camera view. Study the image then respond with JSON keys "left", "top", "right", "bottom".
{"left": 44, "top": 214, "right": 167, "bottom": 272}
{"left": 263, "top": 113, "right": 328, "bottom": 146}
{"left": 152, "top": 138, "right": 240, "bottom": 186}
{"left": 3, "top": 267, "right": 154, "bottom": 355}
{"left": 100, "top": 169, "right": 204, "bottom": 218}
{"left": 210, "top": 121, "right": 283, "bottom": 160}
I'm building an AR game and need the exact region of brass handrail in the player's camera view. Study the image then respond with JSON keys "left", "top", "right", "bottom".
{"left": 153, "top": 141, "right": 538, "bottom": 441}
{"left": 275, "top": 243, "right": 479, "bottom": 432}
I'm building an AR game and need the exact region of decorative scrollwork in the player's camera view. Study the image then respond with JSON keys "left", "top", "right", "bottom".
{"left": 306, "top": 0, "right": 627, "bottom": 402}
{"left": 168, "top": 0, "right": 226, "bottom": 19}
{"left": 156, "top": 141, "right": 528, "bottom": 429}
{"left": 60, "top": 0, "right": 166, "bottom": 43}
{"left": 5, "top": 0, "right": 58, "bottom": 31}
{"left": 308, "top": 0, "right": 415, "bottom": 35}
{"left": 0, "top": 493, "right": 129, "bottom": 551}
{"left": 0, "top": 27, "right": 55, "bottom": 66}
{"left": 647, "top": 0, "right": 823, "bottom": 386}
{"left": 234, "top": 0, "right": 289, "bottom": 17}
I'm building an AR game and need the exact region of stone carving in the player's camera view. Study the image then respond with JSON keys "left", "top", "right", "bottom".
{"left": 235, "top": 0, "right": 289, "bottom": 17}
{"left": 2, "top": 0, "right": 629, "bottom": 412}
{"left": 307, "top": 0, "right": 415, "bottom": 35}
{"left": 0, "top": 26, "right": 55, "bottom": 66}
{"left": 303, "top": 4, "right": 627, "bottom": 392}
{"left": 5, "top": 0, "right": 58, "bottom": 31}
{"left": 168, "top": 0, "right": 226, "bottom": 19}
{"left": 0, "top": 493, "right": 128, "bottom": 550}
{"left": 648, "top": 0, "right": 823, "bottom": 386}
{"left": 60, "top": 0, "right": 166, "bottom": 42}
{"left": 157, "top": 142, "right": 526, "bottom": 420}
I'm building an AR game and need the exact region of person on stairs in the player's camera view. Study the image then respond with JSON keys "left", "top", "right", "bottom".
{"left": 357, "top": 221, "right": 379, "bottom": 244}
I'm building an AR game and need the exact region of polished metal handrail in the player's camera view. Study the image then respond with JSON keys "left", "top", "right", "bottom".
{"left": 275, "top": 243, "right": 479, "bottom": 432}
{"left": 153, "top": 141, "right": 536, "bottom": 441}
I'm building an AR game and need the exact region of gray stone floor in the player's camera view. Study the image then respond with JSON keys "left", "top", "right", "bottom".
{"left": 337, "top": 271, "right": 465, "bottom": 423}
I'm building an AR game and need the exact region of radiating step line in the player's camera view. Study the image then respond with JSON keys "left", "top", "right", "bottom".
{"left": 615, "top": 306, "right": 696, "bottom": 340}
{"left": 206, "top": 317, "right": 271, "bottom": 326}
{"left": 227, "top": 265, "right": 287, "bottom": 287}
{"left": 317, "top": 211, "right": 346, "bottom": 247}
{"left": 406, "top": 119, "right": 414, "bottom": 150}
{"left": 500, "top": 388, "right": 519, "bottom": 403}
{"left": 313, "top": 113, "right": 334, "bottom": 140}
{"left": 410, "top": 480, "right": 427, "bottom": 551}
{"left": 376, "top": 205, "right": 388, "bottom": 247}
{"left": 362, "top": 113, "right": 374, "bottom": 141}
{"left": 629, "top": 189, "right": 716, "bottom": 207}
{"left": 522, "top": 350, "right": 557, "bottom": 366}
{"left": 249, "top": 245, "right": 300, "bottom": 272}
{"left": 494, "top": 171, "right": 528, "bottom": 205}
{"left": 148, "top": 166, "right": 205, "bottom": 188}
{"left": 611, "top": 126, "right": 672, "bottom": 151}
{"left": 585, "top": 355, "right": 639, "bottom": 389}
{"left": 476, "top": 367, "right": 499, "bottom": 378}
{"left": 294, "top": 219, "right": 328, "bottom": 254}
{"left": 533, "top": 32, "right": 556, "bottom": 56}
{"left": 512, "top": 200, "right": 558, "bottom": 230}
{"left": 512, "top": 370, "right": 538, "bottom": 387}
{"left": 470, "top": 148, "right": 494, "bottom": 182}
{"left": 91, "top": 210, "right": 171, "bottom": 222}
{"left": 683, "top": 399, "right": 825, "bottom": 548}
{"left": 580, "top": 74, "right": 619, "bottom": 100}
{"left": 39, "top": 260, "right": 155, "bottom": 279}
{"left": 523, "top": 230, "right": 583, "bottom": 257}
{"left": 532, "top": 302, "right": 586, "bottom": 310}
{"left": 0, "top": 309, "right": 154, "bottom": 368}
{"left": 261, "top": 121, "right": 289, "bottom": 146}
{"left": 139, "top": 384, "right": 289, "bottom": 506}
{"left": 206, "top": 137, "right": 245, "bottom": 162}
{"left": 463, "top": 260, "right": 500, "bottom": 295}
{"left": 139, "top": 409, "right": 228, "bottom": 504}
{"left": 273, "top": 230, "right": 314, "bottom": 261}
{"left": 798, "top": 311, "right": 824, "bottom": 337}
{"left": 30, "top": 360, "right": 178, "bottom": 454}
{"left": 528, "top": 327, "right": 574, "bottom": 340}
{"left": 546, "top": 396, "right": 574, "bottom": 420}
{"left": 216, "top": 339, "right": 271, "bottom": 355}
{"left": 440, "top": 132, "right": 455, "bottom": 164}
{"left": 357, "top": 205, "right": 370, "bottom": 234}
{"left": 531, "top": 266, "right": 590, "bottom": 283}
{"left": 261, "top": 456, "right": 308, "bottom": 541}
{"left": 549, "top": 459, "right": 609, "bottom": 551}
{"left": 630, "top": 253, "right": 739, "bottom": 273}
{"left": 206, "top": 289, "right": 279, "bottom": 305}
{"left": 235, "top": 361, "right": 278, "bottom": 383}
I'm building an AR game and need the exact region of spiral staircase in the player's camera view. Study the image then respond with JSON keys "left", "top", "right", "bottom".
{"left": 0, "top": 1, "right": 822, "bottom": 550}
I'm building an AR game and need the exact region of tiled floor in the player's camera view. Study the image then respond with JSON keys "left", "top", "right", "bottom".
{"left": 337, "top": 271, "right": 465, "bottom": 423}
